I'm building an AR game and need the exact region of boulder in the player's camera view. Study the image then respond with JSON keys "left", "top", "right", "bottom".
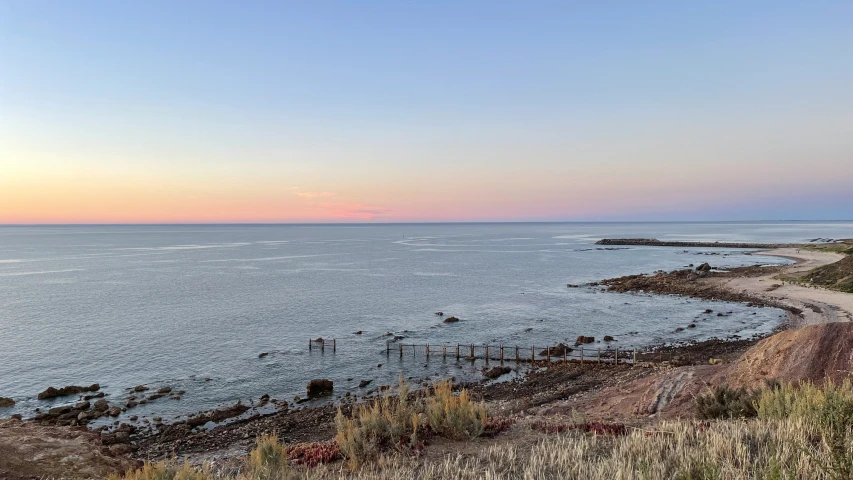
{"left": 75, "top": 401, "right": 91, "bottom": 410}
{"left": 0, "top": 397, "right": 14, "bottom": 407}
{"left": 704, "top": 309, "right": 713, "bottom": 314}
{"left": 133, "top": 385, "right": 148, "bottom": 392}
{"left": 37, "top": 384, "right": 100, "bottom": 400}
{"left": 483, "top": 366, "right": 512, "bottom": 379}
{"left": 539, "top": 343, "right": 572, "bottom": 356}
{"left": 93, "top": 399, "right": 109, "bottom": 411}
{"left": 443, "top": 316, "right": 460, "bottom": 323}
{"left": 258, "top": 352, "right": 269, "bottom": 358}
{"left": 675, "top": 327, "right": 685, "bottom": 332}
{"left": 574, "top": 336, "right": 595, "bottom": 346}
{"left": 156, "top": 386, "right": 172, "bottom": 394}
{"left": 603, "top": 335, "right": 615, "bottom": 342}
{"left": 696, "top": 263, "right": 712, "bottom": 272}
{"left": 358, "top": 380, "right": 372, "bottom": 388}
{"left": 108, "top": 407, "right": 121, "bottom": 417}
{"left": 306, "top": 379, "right": 334, "bottom": 398}
{"left": 435, "top": 311, "right": 444, "bottom": 316}
{"left": 687, "top": 324, "right": 696, "bottom": 329}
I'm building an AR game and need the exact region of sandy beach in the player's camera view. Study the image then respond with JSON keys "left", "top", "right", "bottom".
{"left": 718, "top": 248, "right": 853, "bottom": 324}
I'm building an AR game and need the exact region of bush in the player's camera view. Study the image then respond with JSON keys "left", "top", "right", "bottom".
{"left": 695, "top": 385, "right": 759, "bottom": 420}
{"left": 243, "top": 434, "right": 289, "bottom": 480}
{"left": 109, "top": 461, "right": 212, "bottom": 480}
{"left": 426, "top": 380, "right": 487, "bottom": 440}
{"left": 335, "top": 379, "right": 420, "bottom": 468}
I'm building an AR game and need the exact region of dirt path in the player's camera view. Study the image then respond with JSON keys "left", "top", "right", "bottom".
{"left": 715, "top": 248, "right": 853, "bottom": 325}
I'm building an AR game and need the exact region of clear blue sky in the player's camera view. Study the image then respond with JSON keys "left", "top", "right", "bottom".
{"left": 2, "top": 1, "right": 851, "bottom": 222}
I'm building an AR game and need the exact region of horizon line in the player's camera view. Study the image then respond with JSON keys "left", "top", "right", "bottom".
{"left": 2, "top": 219, "right": 852, "bottom": 227}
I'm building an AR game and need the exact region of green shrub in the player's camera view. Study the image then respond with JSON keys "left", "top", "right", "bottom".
{"left": 695, "top": 385, "right": 759, "bottom": 419}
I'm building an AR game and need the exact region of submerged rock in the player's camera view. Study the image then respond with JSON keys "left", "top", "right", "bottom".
{"left": 443, "top": 316, "right": 460, "bottom": 323}
{"left": 0, "top": 397, "right": 14, "bottom": 407}
{"left": 574, "top": 336, "right": 595, "bottom": 346}
{"left": 37, "top": 384, "right": 100, "bottom": 400}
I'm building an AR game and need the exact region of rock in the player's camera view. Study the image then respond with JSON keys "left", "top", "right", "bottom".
{"left": 696, "top": 263, "right": 712, "bottom": 272}
{"left": 83, "top": 392, "right": 105, "bottom": 400}
{"left": 157, "top": 387, "right": 172, "bottom": 394}
{"left": 709, "top": 358, "right": 721, "bottom": 365}
{"left": 129, "top": 416, "right": 138, "bottom": 421}
{"left": 704, "top": 309, "right": 713, "bottom": 314}
{"left": 0, "top": 397, "right": 14, "bottom": 407}
{"left": 147, "top": 394, "right": 164, "bottom": 401}
{"left": 314, "top": 337, "right": 324, "bottom": 343}
{"left": 574, "top": 336, "right": 595, "bottom": 346}
{"left": 133, "top": 385, "right": 148, "bottom": 392}
{"left": 306, "top": 379, "right": 334, "bottom": 398}
{"left": 717, "top": 313, "right": 725, "bottom": 317}
{"left": 77, "top": 411, "right": 89, "bottom": 421}
{"left": 566, "top": 284, "right": 579, "bottom": 288}
{"left": 109, "top": 444, "right": 134, "bottom": 455}
{"left": 75, "top": 401, "right": 91, "bottom": 410}
{"left": 353, "top": 331, "right": 363, "bottom": 335}
{"left": 443, "top": 316, "right": 460, "bottom": 323}
{"left": 687, "top": 324, "right": 696, "bottom": 329}
{"left": 48, "top": 406, "right": 72, "bottom": 415}
{"left": 10, "top": 414, "right": 21, "bottom": 420}
{"left": 393, "top": 335, "right": 405, "bottom": 341}
{"left": 125, "top": 401, "right": 138, "bottom": 408}
{"left": 108, "top": 407, "right": 121, "bottom": 417}
{"left": 37, "top": 384, "right": 100, "bottom": 400}
{"left": 435, "top": 311, "right": 444, "bottom": 316}
{"left": 603, "top": 335, "right": 615, "bottom": 342}
{"left": 358, "top": 380, "right": 372, "bottom": 388}
{"left": 93, "top": 399, "right": 109, "bottom": 411}
{"left": 258, "top": 352, "right": 269, "bottom": 358}
{"left": 483, "top": 366, "right": 512, "bottom": 379}
{"left": 675, "top": 327, "right": 685, "bottom": 332}
{"left": 525, "top": 327, "right": 533, "bottom": 332}
{"left": 539, "top": 343, "right": 572, "bottom": 356}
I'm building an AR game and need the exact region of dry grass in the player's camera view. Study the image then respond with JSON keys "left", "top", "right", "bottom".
{"left": 114, "top": 380, "right": 853, "bottom": 480}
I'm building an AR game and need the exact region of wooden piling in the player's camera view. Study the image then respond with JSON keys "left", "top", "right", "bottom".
{"left": 456, "top": 344, "right": 460, "bottom": 360}
{"left": 580, "top": 347, "right": 584, "bottom": 364}
{"left": 515, "top": 346, "right": 519, "bottom": 362}
{"left": 470, "top": 344, "right": 474, "bottom": 359}
{"left": 321, "top": 340, "right": 325, "bottom": 352}
{"left": 426, "top": 344, "right": 429, "bottom": 357}
{"left": 532, "top": 346, "right": 535, "bottom": 364}
{"left": 309, "top": 339, "right": 312, "bottom": 351}
{"left": 399, "top": 343, "right": 403, "bottom": 358}
{"left": 500, "top": 345, "right": 504, "bottom": 362}
{"left": 563, "top": 347, "right": 567, "bottom": 363}
{"left": 598, "top": 348, "right": 601, "bottom": 364}
{"left": 546, "top": 347, "right": 551, "bottom": 363}
{"left": 485, "top": 345, "right": 489, "bottom": 361}
{"left": 615, "top": 347, "right": 619, "bottom": 365}
{"left": 633, "top": 349, "right": 637, "bottom": 365}
{"left": 442, "top": 345, "right": 447, "bottom": 359}
{"left": 332, "top": 339, "right": 336, "bottom": 352}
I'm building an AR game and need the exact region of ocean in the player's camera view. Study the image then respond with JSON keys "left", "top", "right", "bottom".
{"left": 2, "top": 221, "right": 852, "bottom": 424}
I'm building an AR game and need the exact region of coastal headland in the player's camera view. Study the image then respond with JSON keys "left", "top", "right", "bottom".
{"left": 3, "top": 239, "right": 853, "bottom": 478}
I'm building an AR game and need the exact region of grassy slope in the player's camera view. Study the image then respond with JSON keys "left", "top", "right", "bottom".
{"left": 802, "top": 252, "right": 853, "bottom": 293}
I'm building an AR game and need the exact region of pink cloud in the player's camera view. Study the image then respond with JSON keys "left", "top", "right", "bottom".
{"left": 294, "top": 191, "right": 336, "bottom": 199}
{"left": 318, "top": 202, "right": 390, "bottom": 220}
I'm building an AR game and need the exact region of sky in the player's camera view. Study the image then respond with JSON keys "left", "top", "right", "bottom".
{"left": 1, "top": 1, "right": 852, "bottom": 223}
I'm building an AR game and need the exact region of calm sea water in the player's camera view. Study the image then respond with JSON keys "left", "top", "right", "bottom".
{"left": 2, "top": 222, "right": 852, "bottom": 424}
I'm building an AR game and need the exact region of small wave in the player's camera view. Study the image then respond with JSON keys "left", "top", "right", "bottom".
{"left": 0, "top": 269, "right": 83, "bottom": 277}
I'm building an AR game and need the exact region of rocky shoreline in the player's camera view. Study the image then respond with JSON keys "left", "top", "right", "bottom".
{"left": 600, "top": 264, "right": 803, "bottom": 316}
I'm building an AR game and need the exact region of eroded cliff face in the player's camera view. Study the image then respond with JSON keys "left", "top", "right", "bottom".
{"left": 0, "top": 418, "right": 133, "bottom": 479}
